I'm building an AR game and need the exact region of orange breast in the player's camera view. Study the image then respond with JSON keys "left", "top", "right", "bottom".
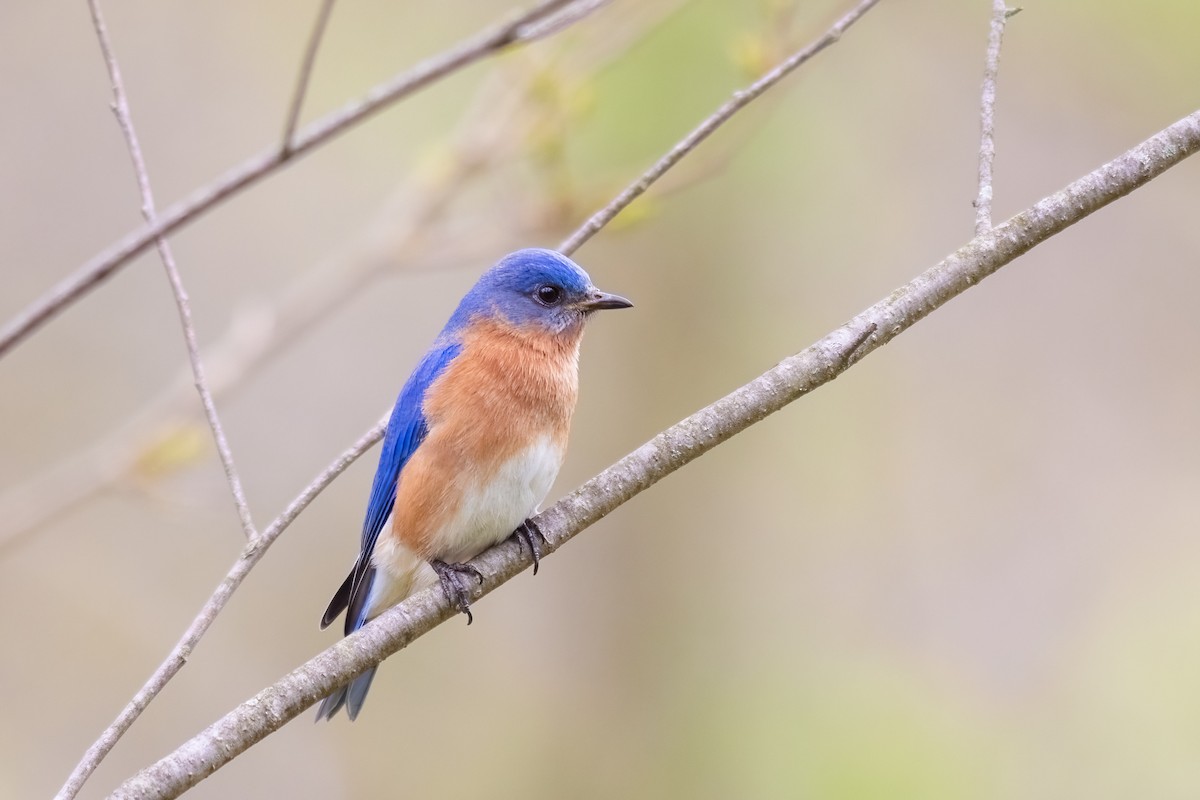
{"left": 390, "top": 317, "right": 581, "bottom": 558}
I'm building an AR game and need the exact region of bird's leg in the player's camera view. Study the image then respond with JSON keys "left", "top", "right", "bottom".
{"left": 511, "top": 518, "right": 545, "bottom": 576}
{"left": 430, "top": 559, "right": 484, "bottom": 625}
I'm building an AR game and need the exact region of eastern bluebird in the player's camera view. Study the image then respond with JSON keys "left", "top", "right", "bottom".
{"left": 317, "top": 248, "right": 631, "bottom": 721}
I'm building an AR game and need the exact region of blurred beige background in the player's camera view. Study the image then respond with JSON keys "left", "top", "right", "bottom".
{"left": 2, "top": 0, "right": 1199, "bottom": 797}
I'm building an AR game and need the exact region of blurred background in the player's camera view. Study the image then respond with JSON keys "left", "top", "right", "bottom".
{"left": 2, "top": 0, "right": 1199, "bottom": 797}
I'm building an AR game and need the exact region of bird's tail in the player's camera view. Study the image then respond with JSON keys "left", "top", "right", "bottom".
{"left": 317, "top": 560, "right": 381, "bottom": 721}
{"left": 316, "top": 667, "right": 377, "bottom": 722}
{"left": 317, "top": 559, "right": 422, "bottom": 721}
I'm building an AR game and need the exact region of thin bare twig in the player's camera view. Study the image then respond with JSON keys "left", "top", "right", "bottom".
{"left": 281, "top": 0, "right": 337, "bottom": 156}
{"left": 974, "top": 0, "right": 1016, "bottom": 234}
{"left": 518, "top": 0, "right": 611, "bottom": 40}
{"left": 557, "top": 0, "right": 885, "bottom": 255}
{"left": 112, "top": 109, "right": 1200, "bottom": 800}
{"left": 0, "top": 0, "right": 606, "bottom": 359}
{"left": 86, "top": 0, "right": 258, "bottom": 540}
{"left": 54, "top": 418, "right": 388, "bottom": 800}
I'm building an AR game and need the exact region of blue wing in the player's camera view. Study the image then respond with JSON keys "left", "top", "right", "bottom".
{"left": 320, "top": 338, "right": 462, "bottom": 633}
{"left": 360, "top": 340, "right": 462, "bottom": 556}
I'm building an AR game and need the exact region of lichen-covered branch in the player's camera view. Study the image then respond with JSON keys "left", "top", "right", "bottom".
{"left": 110, "top": 108, "right": 1200, "bottom": 800}
{"left": 974, "top": 0, "right": 1016, "bottom": 234}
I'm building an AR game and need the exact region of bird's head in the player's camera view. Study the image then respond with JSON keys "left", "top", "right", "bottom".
{"left": 449, "top": 248, "right": 632, "bottom": 336}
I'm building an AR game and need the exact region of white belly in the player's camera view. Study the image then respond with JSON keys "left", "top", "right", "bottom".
{"left": 431, "top": 434, "right": 564, "bottom": 564}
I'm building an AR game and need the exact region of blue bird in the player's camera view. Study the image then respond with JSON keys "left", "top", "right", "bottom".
{"left": 317, "top": 248, "right": 631, "bottom": 720}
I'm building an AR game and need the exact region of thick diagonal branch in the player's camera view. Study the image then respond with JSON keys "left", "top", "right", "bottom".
{"left": 111, "top": 109, "right": 1200, "bottom": 800}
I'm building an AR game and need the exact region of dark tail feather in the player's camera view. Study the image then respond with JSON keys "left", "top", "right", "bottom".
{"left": 316, "top": 667, "right": 378, "bottom": 722}
{"left": 322, "top": 560, "right": 375, "bottom": 633}
{"left": 321, "top": 572, "right": 352, "bottom": 629}
{"left": 318, "top": 562, "right": 379, "bottom": 721}
{"left": 344, "top": 564, "right": 375, "bottom": 636}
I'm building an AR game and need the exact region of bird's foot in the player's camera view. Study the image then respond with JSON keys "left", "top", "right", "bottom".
{"left": 431, "top": 559, "right": 484, "bottom": 625}
{"left": 512, "top": 518, "right": 545, "bottom": 575}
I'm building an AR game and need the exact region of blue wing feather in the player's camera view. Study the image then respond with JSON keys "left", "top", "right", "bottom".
{"left": 360, "top": 337, "right": 461, "bottom": 556}
{"left": 320, "top": 337, "right": 462, "bottom": 633}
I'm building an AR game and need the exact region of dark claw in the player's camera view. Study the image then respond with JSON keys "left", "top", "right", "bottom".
{"left": 512, "top": 518, "right": 545, "bottom": 575}
{"left": 431, "top": 559, "right": 483, "bottom": 625}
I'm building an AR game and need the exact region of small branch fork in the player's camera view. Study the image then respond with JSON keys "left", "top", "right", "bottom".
{"left": 281, "top": 0, "right": 337, "bottom": 157}
{"left": 974, "top": 0, "right": 1019, "bottom": 235}
{"left": 86, "top": 0, "right": 257, "bottom": 541}
{"left": 111, "top": 110, "right": 1200, "bottom": 800}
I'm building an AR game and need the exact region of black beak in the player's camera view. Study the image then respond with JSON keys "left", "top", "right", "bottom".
{"left": 577, "top": 290, "right": 633, "bottom": 312}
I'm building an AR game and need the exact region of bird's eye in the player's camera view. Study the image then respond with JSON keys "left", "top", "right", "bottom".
{"left": 534, "top": 284, "right": 563, "bottom": 306}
